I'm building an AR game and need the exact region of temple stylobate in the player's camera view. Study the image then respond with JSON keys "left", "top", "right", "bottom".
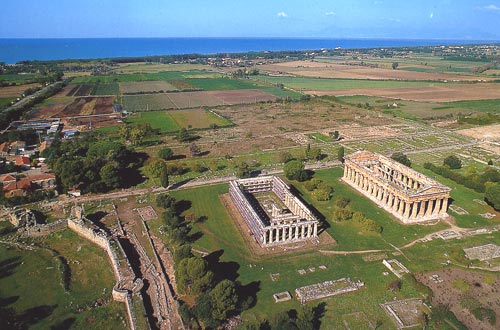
{"left": 342, "top": 151, "right": 451, "bottom": 224}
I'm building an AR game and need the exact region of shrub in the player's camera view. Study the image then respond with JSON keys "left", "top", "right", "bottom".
{"left": 443, "top": 155, "right": 462, "bottom": 169}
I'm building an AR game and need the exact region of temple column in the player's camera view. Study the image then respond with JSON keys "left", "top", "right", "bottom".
{"left": 398, "top": 198, "right": 405, "bottom": 216}
{"left": 269, "top": 229, "right": 273, "bottom": 243}
{"left": 392, "top": 196, "right": 399, "bottom": 212}
{"left": 388, "top": 193, "right": 394, "bottom": 208}
{"left": 410, "top": 202, "right": 418, "bottom": 219}
{"left": 403, "top": 202, "right": 411, "bottom": 219}
{"left": 434, "top": 199, "right": 442, "bottom": 216}
{"left": 425, "top": 199, "right": 435, "bottom": 217}
{"left": 263, "top": 231, "right": 267, "bottom": 245}
{"left": 440, "top": 198, "right": 448, "bottom": 214}
{"left": 417, "top": 201, "right": 426, "bottom": 218}
{"left": 313, "top": 223, "right": 318, "bottom": 236}
{"left": 294, "top": 225, "right": 299, "bottom": 239}
{"left": 307, "top": 225, "right": 312, "bottom": 238}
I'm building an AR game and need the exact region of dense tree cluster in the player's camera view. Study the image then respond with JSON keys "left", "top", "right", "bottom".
{"left": 391, "top": 152, "right": 411, "bottom": 167}
{"left": 424, "top": 162, "right": 500, "bottom": 194}
{"left": 304, "top": 178, "right": 333, "bottom": 201}
{"left": 331, "top": 197, "right": 382, "bottom": 233}
{"left": 284, "top": 160, "right": 309, "bottom": 182}
{"left": 305, "top": 144, "right": 322, "bottom": 161}
{"left": 42, "top": 134, "right": 145, "bottom": 193}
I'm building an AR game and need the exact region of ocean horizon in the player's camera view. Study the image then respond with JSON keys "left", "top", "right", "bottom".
{"left": 0, "top": 37, "right": 498, "bottom": 64}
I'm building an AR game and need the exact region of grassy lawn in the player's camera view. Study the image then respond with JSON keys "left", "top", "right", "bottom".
{"left": 307, "top": 132, "right": 333, "bottom": 142}
{"left": 443, "top": 99, "right": 500, "bottom": 113}
{"left": 255, "top": 76, "right": 448, "bottom": 91}
{"left": 164, "top": 182, "right": 453, "bottom": 328}
{"left": 126, "top": 111, "right": 180, "bottom": 133}
{"left": 0, "top": 229, "right": 126, "bottom": 329}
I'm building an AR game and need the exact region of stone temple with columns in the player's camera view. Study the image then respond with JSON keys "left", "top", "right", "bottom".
{"left": 229, "top": 176, "right": 319, "bottom": 247}
{"left": 342, "top": 150, "right": 451, "bottom": 224}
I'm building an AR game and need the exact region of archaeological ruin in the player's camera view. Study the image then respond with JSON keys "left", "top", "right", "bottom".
{"left": 229, "top": 176, "right": 319, "bottom": 247}
{"left": 343, "top": 151, "right": 451, "bottom": 223}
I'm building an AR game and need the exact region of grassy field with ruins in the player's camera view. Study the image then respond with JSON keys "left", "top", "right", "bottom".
{"left": 0, "top": 229, "right": 127, "bottom": 330}
{"left": 164, "top": 176, "right": 480, "bottom": 328}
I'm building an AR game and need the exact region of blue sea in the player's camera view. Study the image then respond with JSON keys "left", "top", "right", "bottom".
{"left": 0, "top": 38, "right": 496, "bottom": 64}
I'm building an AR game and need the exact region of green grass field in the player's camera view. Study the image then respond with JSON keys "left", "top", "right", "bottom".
{"left": 0, "top": 97, "right": 15, "bottom": 110}
{"left": 0, "top": 73, "right": 37, "bottom": 84}
{"left": 255, "top": 76, "right": 448, "bottom": 91}
{"left": 71, "top": 70, "right": 210, "bottom": 84}
{"left": 92, "top": 83, "right": 119, "bottom": 95}
{"left": 164, "top": 179, "right": 468, "bottom": 328}
{"left": 0, "top": 229, "right": 126, "bottom": 329}
{"left": 125, "top": 109, "right": 231, "bottom": 133}
{"left": 443, "top": 99, "right": 500, "bottom": 113}
{"left": 185, "top": 77, "right": 259, "bottom": 91}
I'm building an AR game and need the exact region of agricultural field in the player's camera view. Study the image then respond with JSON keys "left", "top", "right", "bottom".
{"left": 0, "top": 229, "right": 127, "bottom": 329}
{"left": 310, "top": 82, "right": 500, "bottom": 102}
{"left": 122, "top": 89, "right": 276, "bottom": 111}
{"left": 71, "top": 70, "right": 212, "bottom": 84}
{"left": 0, "top": 97, "right": 15, "bottom": 110}
{"left": 125, "top": 108, "right": 231, "bottom": 133}
{"left": 92, "top": 83, "right": 119, "bottom": 96}
{"left": 111, "top": 62, "right": 214, "bottom": 74}
{"left": 0, "top": 83, "right": 41, "bottom": 98}
{"left": 259, "top": 60, "right": 489, "bottom": 81}
{"left": 0, "top": 73, "right": 37, "bottom": 84}
{"left": 119, "top": 80, "right": 178, "bottom": 94}
{"left": 30, "top": 96, "right": 114, "bottom": 119}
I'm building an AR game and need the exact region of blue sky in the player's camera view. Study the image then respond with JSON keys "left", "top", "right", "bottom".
{"left": 1, "top": 0, "right": 500, "bottom": 39}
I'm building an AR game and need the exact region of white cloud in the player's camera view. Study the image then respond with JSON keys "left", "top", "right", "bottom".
{"left": 325, "top": 11, "right": 336, "bottom": 16}
{"left": 277, "top": 12, "right": 288, "bottom": 18}
{"left": 483, "top": 4, "right": 500, "bottom": 11}
{"left": 429, "top": 11, "right": 434, "bottom": 19}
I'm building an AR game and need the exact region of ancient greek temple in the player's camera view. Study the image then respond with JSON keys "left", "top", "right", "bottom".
{"left": 342, "top": 151, "right": 451, "bottom": 224}
{"left": 229, "top": 176, "right": 319, "bottom": 247}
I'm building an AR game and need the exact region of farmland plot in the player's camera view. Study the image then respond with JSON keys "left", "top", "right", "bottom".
{"left": 120, "top": 81, "right": 178, "bottom": 94}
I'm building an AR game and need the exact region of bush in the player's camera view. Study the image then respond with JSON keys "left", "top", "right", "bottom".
{"left": 284, "top": 160, "right": 308, "bottom": 181}
{"left": 158, "top": 147, "right": 174, "bottom": 160}
{"left": 443, "top": 155, "right": 462, "bottom": 169}
{"left": 312, "top": 188, "right": 332, "bottom": 201}
{"left": 391, "top": 152, "right": 411, "bottom": 167}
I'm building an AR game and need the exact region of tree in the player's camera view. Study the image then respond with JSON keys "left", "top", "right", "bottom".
{"left": 177, "top": 128, "right": 194, "bottom": 142}
{"left": 337, "top": 146, "right": 345, "bottom": 163}
{"left": 330, "top": 130, "right": 339, "bottom": 140}
{"left": 99, "top": 163, "right": 120, "bottom": 189}
{"left": 284, "top": 160, "right": 307, "bottom": 181}
{"left": 189, "top": 143, "right": 201, "bottom": 156}
{"left": 158, "top": 147, "right": 174, "bottom": 160}
{"left": 177, "top": 257, "right": 213, "bottom": 294}
{"left": 392, "top": 62, "right": 399, "bottom": 70}
{"left": 312, "top": 188, "right": 331, "bottom": 201}
{"left": 144, "top": 159, "right": 167, "bottom": 179}
{"left": 278, "top": 151, "right": 293, "bottom": 164}
{"left": 296, "top": 305, "right": 315, "bottom": 330}
{"left": 391, "top": 152, "right": 411, "bottom": 167}
{"left": 488, "top": 159, "right": 494, "bottom": 166}
{"left": 485, "top": 183, "right": 500, "bottom": 210}
{"left": 306, "top": 146, "right": 322, "bottom": 161}
{"left": 236, "top": 161, "right": 251, "bottom": 178}
{"left": 209, "top": 279, "right": 238, "bottom": 321}
{"left": 443, "top": 155, "right": 462, "bottom": 169}
{"left": 160, "top": 170, "right": 169, "bottom": 188}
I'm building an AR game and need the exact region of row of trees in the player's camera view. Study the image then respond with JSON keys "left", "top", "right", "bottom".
{"left": 156, "top": 194, "right": 252, "bottom": 329}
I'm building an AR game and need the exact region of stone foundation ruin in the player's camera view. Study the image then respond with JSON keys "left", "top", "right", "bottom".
{"left": 343, "top": 150, "right": 451, "bottom": 224}
{"left": 229, "top": 176, "right": 319, "bottom": 247}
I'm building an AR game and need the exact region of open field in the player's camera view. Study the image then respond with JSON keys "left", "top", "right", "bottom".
{"left": 71, "top": 70, "right": 211, "bottom": 84}
{"left": 456, "top": 124, "right": 500, "bottom": 141}
{"left": 259, "top": 60, "right": 490, "bottom": 81}
{"left": 122, "top": 89, "right": 276, "bottom": 111}
{"left": 112, "top": 62, "right": 214, "bottom": 74}
{"left": 310, "top": 83, "right": 500, "bottom": 102}
{"left": 0, "top": 229, "right": 126, "bottom": 329}
{"left": 0, "top": 83, "right": 41, "bottom": 97}
{"left": 0, "top": 97, "right": 15, "bottom": 110}
{"left": 93, "top": 83, "right": 119, "bottom": 96}
{"left": 0, "top": 73, "right": 37, "bottom": 84}
{"left": 126, "top": 108, "right": 231, "bottom": 133}
{"left": 256, "top": 75, "right": 444, "bottom": 91}
{"left": 120, "top": 81, "right": 178, "bottom": 94}
{"left": 30, "top": 96, "right": 114, "bottom": 119}
{"left": 163, "top": 179, "right": 475, "bottom": 329}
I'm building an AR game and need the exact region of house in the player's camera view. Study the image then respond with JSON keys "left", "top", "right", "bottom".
{"left": 15, "top": 156, "right": 31, "bottom": 169}
{"left": 2, "top": 172, "right": 56, "bottom": 198}
{"left": 0, "top": 174, "right": 16, "bottom": 185}
{"left": 0, "top": 142, "right": 10, "bottom": 157}
{"left": 10, "top": 141, "right": 26, "bottom": 155}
